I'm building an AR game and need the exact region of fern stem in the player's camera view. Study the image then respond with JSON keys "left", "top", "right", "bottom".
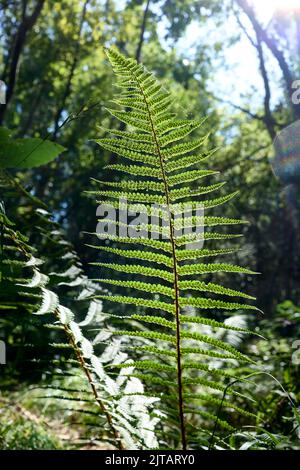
{"left": 58, "top": 317, "right": 125, "bottom": 450}
{"left": 137, "top": 81, "right": 187, "bottom": 450}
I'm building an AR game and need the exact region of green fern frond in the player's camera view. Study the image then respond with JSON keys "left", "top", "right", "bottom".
{"left": 90, "top": 47, "right": 261, "bottom": 450}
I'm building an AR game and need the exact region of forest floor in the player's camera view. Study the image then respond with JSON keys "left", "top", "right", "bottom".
{"left": 0, "top": 390, "right": 112, "bottom": 450}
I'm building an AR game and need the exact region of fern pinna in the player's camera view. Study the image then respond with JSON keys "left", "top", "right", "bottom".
{"left": 91, "top": 47, "right": 260, "bottom": 450}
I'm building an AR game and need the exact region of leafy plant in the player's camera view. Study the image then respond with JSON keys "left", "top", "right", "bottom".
{"left": 0, "top": 172, "right": 159, "bottom": 450}
{"left": 0, "top": 48, "right": 269, "bottom": 451}
{"left": 0, "top": 395, "right": 62, "bottom": 450}
{"left": 89, "top": 47, "right": 262, "bottom": 449}
{"left": 0, "top": 127, "right": 65, "bottom": 169}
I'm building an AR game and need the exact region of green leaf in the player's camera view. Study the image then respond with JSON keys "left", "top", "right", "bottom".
{"left": 104, "top": 163, "right": 162, "bottom": 178}
{"left": 166, "top": 150, "right": 216, "bottom": 172}
{"left": 168, "top": 169, "right": 219, "bottom": 186}
{"left": 178, "top": 279, "right": 255, "bottom": 300}
{"left": 111, "top": 361, "right": 176, "bottom": 373}
{"left": 0, "top": 127, "right": 65, "bottom": 169}
{"left": 179, "top": 297, "right": 259, "bottom": 312}
{"left": 90, "top": 262, "right": 174, "bottom": 282}
{"left": 176, "top": 247, "right": 237, "bottom": 261}
{"left": 179, "top": 315, "right": 258, "bottom": 334}
{"left": 112, "top": 329, "right": 176, "bottom": 344}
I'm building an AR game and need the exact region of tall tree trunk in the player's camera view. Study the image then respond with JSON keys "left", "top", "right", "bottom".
{"left": 255, "top": 30, "right": 276, "bottom": 140}
{"left": 0, "top": 0, "right": 45, "bottom": 124}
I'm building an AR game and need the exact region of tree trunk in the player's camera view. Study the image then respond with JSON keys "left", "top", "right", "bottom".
{"left": 0, "top": 0, "right": 45, "bottom": 124}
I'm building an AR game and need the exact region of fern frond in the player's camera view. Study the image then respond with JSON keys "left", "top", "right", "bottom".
{"left": 104, "top": 163, "right": 162, "bottom": 178}
{"left": 159, "top": 119, "right": 207, "bottom": 147}
{"left": 166, "top": 150, "right": 216, "bottom": 172}
{"left": 98, "top": 127, "right": 153, "bottom": 142}
{"left": 179, "top": 297, "right": 259, "bottom": 312}
{"left": 176, "top": 248, "right": 237, "bottom": 261}
{"left": 168, "top": 169, "right": 219, "bottom": 186}
{"left": 178, "top": 280, "right": 255, "bottom": 300}
{"left": 89, "top": 47, "right": 261, "bottom": 450}
{"left": 92, "top": 179, "right": 164, "bottom": 192}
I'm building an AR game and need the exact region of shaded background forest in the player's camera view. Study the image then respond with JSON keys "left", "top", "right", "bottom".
{"left": 1, "top": 0, "right": 300, "bottom": 449}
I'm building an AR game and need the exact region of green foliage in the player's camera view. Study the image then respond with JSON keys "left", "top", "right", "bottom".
{"left": 0, "top": 127, "right": 65, "bottom": 168}
{"left": 91, "top": 47, "right": 260, "bottom": 450}
{"left": 0, "top": 0, "right": 299, "bottom": 452}
{"left": 0, "top": 406, "right": 61, "bottom": 450}
{"left": 0, "top": 171, "right": 160, "bottom": 450}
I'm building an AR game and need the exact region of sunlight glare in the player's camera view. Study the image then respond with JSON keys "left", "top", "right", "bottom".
{"left": 251, "top": 0, "right": 300, "bottom": 18}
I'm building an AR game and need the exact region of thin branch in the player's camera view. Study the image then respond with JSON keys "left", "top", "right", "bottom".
{"left": 234, "top": 9, "right": 256, "bottom": 47}
{"left": 212, "top": 93, "right": 265, "bottom": 121}
{"left": 233, "top": 9, "right": 277, "bottom": 139}
{"left": 135, "top": 0, "right": 151, "bottom": 63}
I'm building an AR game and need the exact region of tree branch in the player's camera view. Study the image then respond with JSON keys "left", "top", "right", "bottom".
{"left": 235, "top": 0, "right": 300, "bottom": 119}
{"left": 135, "top": 0, "right": 151, "bottom": 63}
{"left": 212, "top": 93, "right": 265, "bottom": 121}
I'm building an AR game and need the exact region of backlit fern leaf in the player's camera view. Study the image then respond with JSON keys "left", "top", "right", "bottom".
{"left": 91, "top": 47, "right": 260, "bottom": 449}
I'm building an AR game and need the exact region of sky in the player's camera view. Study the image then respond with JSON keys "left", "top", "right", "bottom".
{"left": 174, "top": 7, "right": 282, "bottom": 113}
{"left": 122, "top": 0, "right": 285, "bottom": 115}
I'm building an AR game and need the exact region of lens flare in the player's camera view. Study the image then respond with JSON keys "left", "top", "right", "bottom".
{"left": 272, "top": 121, "right": 300, "bottom": 185}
